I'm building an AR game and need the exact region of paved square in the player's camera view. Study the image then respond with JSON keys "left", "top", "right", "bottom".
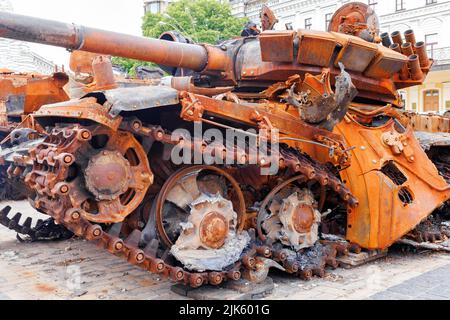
{"left": 0, "top": 201, "right": 450, "bottom": 300}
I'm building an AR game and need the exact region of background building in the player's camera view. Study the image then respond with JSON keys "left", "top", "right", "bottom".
{"left": 229, "top": 0, "right": 450, "bottom": 114}
{"left": 144, "top": 0, "right": 173, "bottom": 14}
{"left": 0, "top": 0, "right": 55, "bottom": 74}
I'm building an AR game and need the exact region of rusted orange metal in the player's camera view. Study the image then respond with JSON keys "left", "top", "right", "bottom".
{"left": 0, "top": 71, "right": 69, "bottom": 117}
{"left": 260, "top": 5, "right": 278, "bottom": 31}
{"left": 331, "top": 106, "right": 450, "bottom": 249}
{"left": 0, "top": 70, "right": 69, "bottom": 144}
{"left": 328, "top": 2, "right": 380, "bottom": 42}
{"left": 34, "top": 97, "right": 122, "bottom": 131}
{"left": 69, "top": 50, "right": 99, "bottom": 75}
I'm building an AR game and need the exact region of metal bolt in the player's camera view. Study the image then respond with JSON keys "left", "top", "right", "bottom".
{"left": 63, "top": 155, "right": 73, "bottom": 164}
{"left": 81, "top": 131, "right": 91, "bottom": 140}
{"left": 71, "top": 211, "right": 81, "bottom": 221}
{"left": 60, "top": 185, "right": 69, "bottom": 194}
{"left": 136, "top": 253, "right": 145, "bottom": 262}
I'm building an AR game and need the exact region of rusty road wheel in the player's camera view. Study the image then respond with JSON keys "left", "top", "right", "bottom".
{"left": 143, "top": 166, "right": 248, "bottom": 272}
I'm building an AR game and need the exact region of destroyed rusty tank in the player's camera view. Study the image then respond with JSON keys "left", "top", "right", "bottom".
{"left": 0, "top": 2, "right": 449, "bottom": 288}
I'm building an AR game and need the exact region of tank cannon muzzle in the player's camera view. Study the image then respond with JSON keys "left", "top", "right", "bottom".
{"left": 0, "top": 11, "right": 225, "bottom": 73}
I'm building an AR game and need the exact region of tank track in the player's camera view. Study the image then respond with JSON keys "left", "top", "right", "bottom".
{"left": 0, "top": 166, "right": 26, "bottom": 201}
{"left": 4, "top": 124, "right": 358, "bottom": 288}
{"left": 400, "top": 197, "right": 450, "bottom": 251}
{"left": 0, "top": 206, "right": 73, "bottom": 242}
{"left": 431, "top": 149, "right": 450, "bottom": 184}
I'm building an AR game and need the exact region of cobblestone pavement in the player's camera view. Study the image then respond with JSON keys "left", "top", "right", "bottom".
{"left": 1, "top": 201, "right": 450, "bottom": 300}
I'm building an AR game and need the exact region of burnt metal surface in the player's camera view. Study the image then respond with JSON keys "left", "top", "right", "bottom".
{"left": 328, "top": 2, "right": 380, "bottom": 42}
{"left": 0, "top": 206, "right": 73, "bottom": 242}
{"left": 91, "top": 86, "right": 180, "bottom": 117}
{"left": 414, "top": 131, "right": 450, "bottom": 150}
{"left": 260, "top": 5, "right": 278, "bottom": 32}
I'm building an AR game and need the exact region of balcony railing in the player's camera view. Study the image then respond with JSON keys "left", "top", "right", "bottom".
{"left": 428, "top": 47, "right": 450, "bottom": 66}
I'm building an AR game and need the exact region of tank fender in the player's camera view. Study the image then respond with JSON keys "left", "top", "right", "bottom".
{"left": 96, "top": 85, "right": 180, "bottom": 117}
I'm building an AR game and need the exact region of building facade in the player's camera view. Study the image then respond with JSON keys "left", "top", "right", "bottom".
{"left": 229, "top": 0, "right": 450, "bottom": 114}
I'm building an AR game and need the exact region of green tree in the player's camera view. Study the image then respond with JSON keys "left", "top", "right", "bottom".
{"left": 111, "top": 57, "right": 152, "bottom": 77}
{"left": 113, "top": 0, "right": 246, "bottom": 74}
{"left": 142, "top": 0, "right": 246, "bottom": 44}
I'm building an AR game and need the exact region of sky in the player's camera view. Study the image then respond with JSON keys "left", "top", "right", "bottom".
{"left": 10, "top": 0, "right": 146, "bottom": 67}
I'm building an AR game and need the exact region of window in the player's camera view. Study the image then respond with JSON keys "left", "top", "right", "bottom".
{"left": 396, "top": 0, "right": 405, "bottom": 11}
{"left": 285, "top": 23, "right": 293, "bottom": 30}
{"left": 144, "top": 1, "right": 161, "bottom": 14}
{"left": 305, "top": 18, "right": 312, "bottom": 30}
{"left": 425, "top": 90, "right": 439, "bottom": 97}
{"left": 426, "top": 0, "right": 437, "bottom": 5}
{"left": 425, "top": 33, "right": 438, "bottom": 58}
{"left": 325, "top": 13, "right": 333, "bottom": 30}
{"left": 368, "top": 0, "right": 378, "bottom": 10}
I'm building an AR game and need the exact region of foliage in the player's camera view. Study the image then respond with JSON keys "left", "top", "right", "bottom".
{"left": 111, "top": 57, "right": 153, "bottom": 77}
{"left": 142, "top": 0, "right": 246, "bottom": 44}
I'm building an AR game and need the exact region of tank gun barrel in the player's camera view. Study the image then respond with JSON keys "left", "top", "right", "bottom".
{"left": 0, "top": 11, "right": 225, "bottom": 72}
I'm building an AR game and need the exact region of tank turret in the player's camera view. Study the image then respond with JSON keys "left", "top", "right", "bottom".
{"left": 0, "top": 10, "right": 433, "bottom": 106}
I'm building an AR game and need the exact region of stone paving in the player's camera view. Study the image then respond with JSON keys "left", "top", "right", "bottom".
{"left": 0, "top": 201, "right": 450, "bottom": 300}
{"left": 370, "top": 263, "right": 450, "bottom": 300}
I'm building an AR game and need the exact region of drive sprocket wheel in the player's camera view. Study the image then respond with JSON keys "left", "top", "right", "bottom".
{"left": 80, "top": 127, "right": 153, "bottom": 224}
{"left": 28, "top": 125, "right": 153, "bottom": 224}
